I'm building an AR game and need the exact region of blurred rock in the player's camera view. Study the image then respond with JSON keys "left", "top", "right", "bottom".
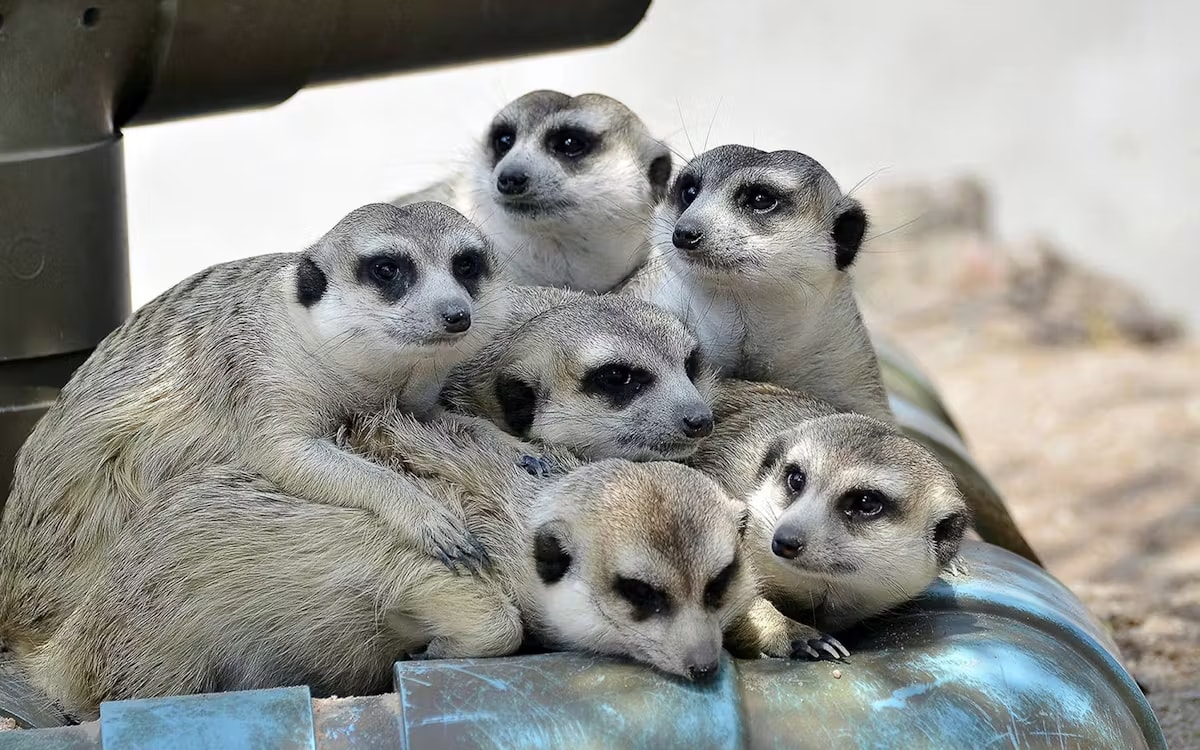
{"left": 854, "top": 176, "right": 1186, "bottom": 348}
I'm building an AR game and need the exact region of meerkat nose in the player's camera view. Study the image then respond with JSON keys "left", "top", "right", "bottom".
{"left": 681, "top": 409, "right": 714, "bottom": 438}
{"left": 441, "top": 306, "right": 472, "bottom": 334}
{"left": 686, "top": 657, "right": 720, "bottom": 681}
{"left": 771, "top": 529, "right": 806, "bottom": 560}
{"left": 672, "top": 226, "right": 704, "bottom": 250}
{"left": 496, "top": 171, "right": 530, "bottom": 196}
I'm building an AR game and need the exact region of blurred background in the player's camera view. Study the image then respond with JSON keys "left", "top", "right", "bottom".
{"left": 118, "top": 0, "right": 1196, "bottom": 743}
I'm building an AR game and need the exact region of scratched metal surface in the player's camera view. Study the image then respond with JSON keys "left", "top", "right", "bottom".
{"left": 388, "top": 540, "right": 1165, "bottom": 750}
{"left": 0, "top": 546, "right": 1166, "bottom": 749}
{"left": 97, "top": 686, "right": 316, "bottom": 750}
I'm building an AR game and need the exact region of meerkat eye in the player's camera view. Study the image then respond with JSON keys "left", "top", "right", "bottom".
{"left": 582, "top": 364, "right": 655, "bottom": 405}
{"left": 678, "top": 176, "right": 699, "bottom": 207}
{"left": 739, "top": 185, "right": 780, "bottom": 214}
{"left": 599, "top": 366, "right": 632, "bottom": 387}
{"left": 492, "top": 127, "right": 516, "bottom": 157}
{"left": 613, "top": 576, "right": 671, "bottom": 621}
{"left": 548, "top": 128, "right": 594, "bottom": 159}
{"left": 452, "top": 250, "right": 484, "bottom": 282}
{"left": 840, "top": 489, "right": 889, "bottom": 519}
{"left": 784, "top": 465, "right": 807, "bottom": 495}
{"left": 703, "top": 558, "right": 740, "bottom": 610}
{"left": 370, "top": 259, "right": 399, "bottom": 283}
{"left": 684, "top": 347, "right": 703, "bottom": 382}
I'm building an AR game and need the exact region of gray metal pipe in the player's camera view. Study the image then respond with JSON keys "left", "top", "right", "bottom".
{"left": 0, "top": 0, "right": 653, "bottom": 499}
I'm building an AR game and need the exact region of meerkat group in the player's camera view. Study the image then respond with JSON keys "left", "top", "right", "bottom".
{"left": 0, "top": 89, "right": 976, "bottom": 717}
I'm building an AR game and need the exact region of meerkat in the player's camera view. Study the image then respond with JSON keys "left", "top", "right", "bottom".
{"left": 440, "top": 284, "right": 718, "bottom": 461}
{"left": 27, "top": 415, "right": 755, "bottom": 718}
{"left": 620, "top": 145, "right": 893, "bottom": 423}
{"left": 0, "top": 202, "right": 510, "bottom": 658}
{"left": 392, "top": 90, "right": 672, "bottom": 293}
{"left": 691, "top": 380, "right": 969, "bottom": 660}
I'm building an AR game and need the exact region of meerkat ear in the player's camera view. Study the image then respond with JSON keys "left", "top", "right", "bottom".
{"left": 831, "top": 201, "right": 869, "bottom": 271}
{"left": 496, "top": 375, "right": 537, "bottom": 436}
{"left": 646, "top": 143, "right": 672, "bottom": 203}
{"left": 533, "top": 521, "right": 573, "bottom": 584}
{"left": 933, "top": 511, "right": 969, "bottom": 568}
{"left": 295, "top": 255, "right": 327, "bottom": 307}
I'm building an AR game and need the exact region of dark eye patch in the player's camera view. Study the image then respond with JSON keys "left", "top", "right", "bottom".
{"left": 736, "top": 183, "right": 781, "bottom": 213}
{"left": 703, "top": 558, "right": 740, "bottom": 610}
{"left": 684, "top": 347, "right": 703, "bottom": 382}
{"left": 581, "top": 363, "right": 656, "bottom": 408}
{"left": 783, "top": 464, "right": 807, "bottom": 498}
{"left": 357, "top": 253, "right": 418, "bottom": 302}
{"left": 491, "top": 125, "right": 516, "bottom": 162}
{"left": 756, "top": 435, "right": 789, "bottom": 481}
{"left": 452, "top": 248, "right": 489, "bottom": 297}
{"left": 839, "top": 489, "right": 890, "bottom": 521}
{"left": 676, "top": 173, "right": 700, "bottom": 208}
{"left": 547, "top": 127, "right": 596, "bottom": 159}
{"left": 613, "top": 576, "right": 671, "bottom": 621}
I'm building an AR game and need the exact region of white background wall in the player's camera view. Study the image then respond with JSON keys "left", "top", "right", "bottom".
{"left": 124, "top": 0, "right": 1200, "bottom": 327}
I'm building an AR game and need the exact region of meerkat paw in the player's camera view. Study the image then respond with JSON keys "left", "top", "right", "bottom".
{"left": 790, "top": 630, "right": 850, "bottom": 661}
{"left": 517, "top": 454, "right": 557, "bottom": 478}
{"left": 412, "top": 506, "right": 490, "bottom": 575}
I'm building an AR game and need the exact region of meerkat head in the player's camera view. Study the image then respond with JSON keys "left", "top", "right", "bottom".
{"left": 471, "top": 90, "right": 671, "bottom": 227}
{"left": 747, "top": 415, "right": 969, "bottom": 631}
{"left": 529, "top": 460, "right": 755, "bottom": 683}
{"left": 477, "top": 291, "right": 717, "bottom": 460}
{"left": 293, "top": 201, "right": 510, "bottom": 380}
{"left": 650, "top": 144, "right": 868, "bottom": 290}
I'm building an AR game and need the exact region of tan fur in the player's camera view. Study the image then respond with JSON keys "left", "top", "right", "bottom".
{"left": 0, "top": 202, "right": 508, "bottom": 656}
{"left": 621, "top": 145, "right": 893, "bottom": 423}
{"left": 689, "top": 379, "right": 969, "bottom": 658}
{"left": 392, "top": 90, "right": 672, "bottom": 293}
{"left": 442, "top": 284, "right": 719, "bottom": 461}
{"left": 27, "top": 414, "right": 755, "bottom": 718}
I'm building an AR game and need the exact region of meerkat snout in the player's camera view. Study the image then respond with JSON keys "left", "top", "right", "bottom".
{"left": 495, "top": 168, "right": 529, "bottom": 196}
{"left": 680, "top": 406, "right": 715, "bottom": 439}
{"left": 671, "top": 224, "right": 704, "bottom": 251}
{"left": 770, "top": 527, "right": 805, "bottom": 560}
{"left": 439, "top": 301, "right": 471, "bottom": 334}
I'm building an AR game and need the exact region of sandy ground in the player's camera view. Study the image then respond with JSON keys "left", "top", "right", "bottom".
{"left": 858, "top": 179, "right": 1199, "bottom": 748}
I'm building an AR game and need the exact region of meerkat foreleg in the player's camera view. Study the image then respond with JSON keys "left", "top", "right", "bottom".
{"left": 734, "top": 598, "right": 850, "bottom": 661}
{"left": 260, "top": 435, "right": 487, "bottom": 571}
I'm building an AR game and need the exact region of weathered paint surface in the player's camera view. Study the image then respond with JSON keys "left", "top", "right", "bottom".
{"left": 97, "top": 685, "right": 316, "bottom": 750}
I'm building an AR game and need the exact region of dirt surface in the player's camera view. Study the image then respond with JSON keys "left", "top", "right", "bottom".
{"left": 857, "top": 177, "right": 1199, "bottom": 748}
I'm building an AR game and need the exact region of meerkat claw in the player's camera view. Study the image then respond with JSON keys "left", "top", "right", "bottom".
{"left": 791, "top": 633, "right": 849, "bottom": 661}
{"left": 518, "top": 454, "right": 555, "bottom": 478}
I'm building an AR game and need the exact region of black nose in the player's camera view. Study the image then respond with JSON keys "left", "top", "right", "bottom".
{"left": 672, "top": 226, "right": 703, "bottom": 250}
{"left": 686, "top": 662, "right": 720, "bottom": 683}
{"left": 441, "top": 308, "right": 471, "bottom": 333}
{"left": 771, "top": 532, "right": 805, "bottom": 560}
{"left": 681, "top": 410, "right": 714, "bottom": 438}
{"left": 496, "top": 171, "right": 529, "bottom": 196}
